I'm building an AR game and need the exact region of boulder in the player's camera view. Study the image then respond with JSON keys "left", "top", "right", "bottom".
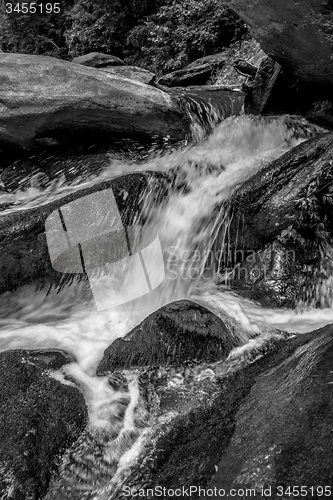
{"left": 0, "top": 350, "right": 87, "bottom": 499}
{"left": 47, "top": 299, "right": 248, "bottom": 498}
{"left": 225, "top": 0, "right": 333, "bottom": 86}
{"left": 70, "top": 322, "right": 333, "bottom": 499}
{"left": 0, "top": 172, "right": 166, "bottom": 295}
{"left": 102, "top": 65, "right": 155, "bottom": 85}
{"left": 71, "top": 52, "right": 125, "bottom": 67}
{"left": 0, "top": 53, "right": 189, "bottom": 152}
{"left": 97, "top": 299, "right": 240, "bottom": 373}
{"left": 223, "top": 130, "right": 333, "bottom": 307}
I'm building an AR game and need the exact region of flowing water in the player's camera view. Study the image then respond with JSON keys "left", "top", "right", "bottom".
{"left": 0, "top": 111, "right": 332, "bottom": 495}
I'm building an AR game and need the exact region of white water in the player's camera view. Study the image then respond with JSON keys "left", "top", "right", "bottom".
{"left": 1, "top": 114, "right": 332, "bottom": 494}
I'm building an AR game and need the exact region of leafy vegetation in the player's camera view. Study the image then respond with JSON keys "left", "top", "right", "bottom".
{"left": 0, "top": 0, "right": 75, "bottom": 58}
{"left": 0, "top": 0, "right": 247, "bottom": 71}
{"left": 126, "top": 0, "right": 248, "bottom": 73}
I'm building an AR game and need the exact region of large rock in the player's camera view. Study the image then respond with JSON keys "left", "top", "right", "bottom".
{"left": 71, "top": 52, "right": 125, "bottom": 67}
{"left": 59, "top": 322, "right": 333, "bottom": 499}
{"left": 0, "top": 172, "right": 166, "bottom": 295}
{"left": 46, "top": 300, "right": 268, "bottom": 499}
{"left": 223, "top": 129, "right": 333, "bottom": 306}
{"left": 203, "top": 324, "right": 333, "bottom": 497}
{"left": 97, "top": 300, "right": 240, "bottom": 373}
{"left": 225, "top": 0, "right": 333, "bottom": 86}
{"left": 0, "top": 349, "right": 87, "bottom": 499}
{"left": 0, "top": 53, "right": 188, "bottom": 152}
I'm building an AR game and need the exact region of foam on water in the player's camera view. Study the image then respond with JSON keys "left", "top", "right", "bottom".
{"left": 0, "top": 114, "right": 331, "bottom": 494}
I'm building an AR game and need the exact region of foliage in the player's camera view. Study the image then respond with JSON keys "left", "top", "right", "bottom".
{"left": 0, "top": 0, "right": 247, "bottom": 71}
{"left": 125, "top": 0, "right": 248, "bottom": 73}
{"left": 64, "top": 0, "right": 166, "bottom": 59}
{"left": 0, "top": 0, "right": 75, "bottom": 58}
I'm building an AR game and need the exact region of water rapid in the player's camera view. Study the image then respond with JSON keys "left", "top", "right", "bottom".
{"left": 1, "top": 113, "right": 332, "bottom": 495}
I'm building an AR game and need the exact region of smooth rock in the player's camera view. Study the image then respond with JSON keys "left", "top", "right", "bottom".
{"left": 225, "top": 0, "right": 333, "bottom": 86}
{"left": 0, "top": 53, "right": 188, "bottom": 152}
{"left": 0, "top": 350, "right": 87, "bottom": 499}
{"left": 71, "top": 52, "right": 125, "bottom": 67}
{"left": 225, "top": 129, "right": 333, "bottom": 306}
{"left": 97, "top": 300, "right": 240, "bottom": 373}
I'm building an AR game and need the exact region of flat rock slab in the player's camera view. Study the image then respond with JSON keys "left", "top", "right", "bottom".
{"left": 224, "top": 129, "right": 333, "bottom": 306}
{"left": 204, "top": 324, "right": 333, "bottom": 497}
{"left": 0, "top": 349, "right": 87, "bottom": 499}
{"left": 0, "top": 53, "right": 188, "bottom": 151}
{"left": 97, "top": 299, "right": 240, "bottom": 373}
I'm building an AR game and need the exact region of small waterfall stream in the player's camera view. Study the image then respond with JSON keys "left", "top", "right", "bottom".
{"left": 0, "top": 106, "right": 332, "bottom": 496}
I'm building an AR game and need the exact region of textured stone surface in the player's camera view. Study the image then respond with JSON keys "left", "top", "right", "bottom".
{"left": 0, "top": 53, "right": 188, "bottom": 151}
{"left": 225, "top": 0, "right": 333, "bottom": 85}
{"left": 0, "top": 350, "right": 87, "bottom": 499}
{"left": 225, "top": 129, "right": 333, "bottom": 306}
{"left": 90, "top": 325, "right": 332, "bottom": 499}
{"left": 0, "top": 172, "right": 166, "bottom": 294}
{"left": 97, "top": 299, "right": 239, "bottom": 373}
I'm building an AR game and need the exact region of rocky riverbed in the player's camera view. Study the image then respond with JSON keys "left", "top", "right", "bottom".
{"left": 1, "top": 3, "right": 333, "bottom": 498}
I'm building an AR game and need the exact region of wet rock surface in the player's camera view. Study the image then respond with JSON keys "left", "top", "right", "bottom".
{"left": 224, "top": 130, "right": 333, "bottom": 306}
{"left": 92, "top": 321, "right": 332, "bottom": 499}
{"left": 0, "top": 349, "right": 87, "bottom": 499}
{"left": 203, "top": 324, "right": 333, "bottom": 499}
{"left": 97, "top": 300, "right": 240, "bottom": 373}
{"left": 0, "top": 172, "right": 166, "bottom": 295}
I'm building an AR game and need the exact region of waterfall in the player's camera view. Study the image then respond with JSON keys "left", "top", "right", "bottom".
{"left": 0, "top": 108, "right": 332, "bottom": 496}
